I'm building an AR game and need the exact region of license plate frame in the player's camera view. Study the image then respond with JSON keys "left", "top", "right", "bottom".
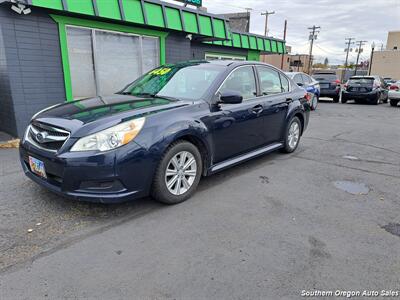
{"left": 29, "top": 156, "right": 47, "bottom": 179}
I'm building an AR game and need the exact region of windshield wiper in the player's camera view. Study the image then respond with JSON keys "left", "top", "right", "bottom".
{"left": 133, "top": 93, "right": 179, "bottom": 101}
{"left": 117, "top": 92, "right": 179, "bottom": 101}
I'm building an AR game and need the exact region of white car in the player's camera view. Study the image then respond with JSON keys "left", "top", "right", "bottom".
{"left": 388, "top": 80, "right": 400, "bottom": 107}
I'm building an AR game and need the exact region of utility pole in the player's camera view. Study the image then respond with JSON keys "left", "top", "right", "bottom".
{"left": 343, "top": 38, "right": 355, "bottom": 82}
{"left": 280, "top": 19, "right": 287, "bottom": 70}
{"left": 307, "top": 25, "right": 320, "bottom": 74}
{"left": 261, "top": 10, "right": 275, "bottom": 36}
{"left": 368, "top": 42, "right": 376, "bottom": 76}
{"left": 354, "top": 40, "right": 367, "bottom": 75}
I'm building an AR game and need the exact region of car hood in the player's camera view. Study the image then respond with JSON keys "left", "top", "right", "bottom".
{"left": 34, "top": 94, "right": 189, "bottom": 137}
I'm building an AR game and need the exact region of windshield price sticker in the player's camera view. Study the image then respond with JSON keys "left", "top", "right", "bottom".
{"left": 150, "top": 68, "right": 171, "bottom": 76}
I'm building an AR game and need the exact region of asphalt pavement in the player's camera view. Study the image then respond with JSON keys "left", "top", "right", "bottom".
{"left": 1, "top": 100, "right": 400, "bottom": 299}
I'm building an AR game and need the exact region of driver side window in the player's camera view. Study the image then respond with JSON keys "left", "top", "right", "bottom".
{"left": 219, "top": 66, "right": 257, "bottom": 100}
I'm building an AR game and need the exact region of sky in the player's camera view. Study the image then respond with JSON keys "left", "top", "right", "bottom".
{"left": 199, "top": 0, "right": 400, "bottom": 65}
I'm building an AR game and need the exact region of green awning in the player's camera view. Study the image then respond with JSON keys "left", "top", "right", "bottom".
{"left": 7, "top": 0, "right": 285, "bottom": 53}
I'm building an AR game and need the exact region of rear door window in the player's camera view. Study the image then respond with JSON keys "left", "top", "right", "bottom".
{"left": 219, "top": 66, "right": 257, "bottom": 100}
{"left": 302, "top": 74, "right": 311, "bottom": 84}
{"left": 293, "top": 74, "right": 304, "bottom": 85}
{"left": 256, "top": 66, "right": 283, "bottom": 95}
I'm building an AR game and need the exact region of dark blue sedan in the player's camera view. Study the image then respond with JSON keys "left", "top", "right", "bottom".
{"left": 20, "top": 61, "right": 310, "bottom": 204}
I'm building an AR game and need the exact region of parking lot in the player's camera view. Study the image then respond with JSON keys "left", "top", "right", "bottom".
{"left": 1, "top": 100, "right": 400, "bottom": 298}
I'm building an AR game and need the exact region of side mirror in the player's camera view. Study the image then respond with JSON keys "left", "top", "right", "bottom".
{"left": 296, "top": 82, "right": 304, "bottom": 87}
{"left": 219, "top": 90, "right": 243, "bottom": 104}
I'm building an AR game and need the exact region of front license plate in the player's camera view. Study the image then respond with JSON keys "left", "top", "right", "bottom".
{"left": 29, "top": 156, "right": 47, "bottom": 178}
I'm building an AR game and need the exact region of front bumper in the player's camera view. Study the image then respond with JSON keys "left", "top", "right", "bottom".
{"left": 342, "top": 90, "right": 379, "bottom": 102}
{"left": 19, "top": 140, "right": 156, "bottom": 203}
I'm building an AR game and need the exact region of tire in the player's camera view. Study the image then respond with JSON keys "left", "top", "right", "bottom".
{"left": 310, "top": 94, "right": 318, "bottom": 111}
{"left": 151, "top": 141, "right": 203, "bottom": 204}
{"left": 281, "top": 116, "right": 302, "bottom": 153}
{"left": 390, "top": 99, "right": 399, "bottom": 107}
{"left": 373, "top": 93, "right": 380, "bottom": 105}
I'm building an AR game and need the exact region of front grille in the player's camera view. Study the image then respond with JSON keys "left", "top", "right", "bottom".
{"left": 27, "top": 122, "right": 70, "bottom": 152}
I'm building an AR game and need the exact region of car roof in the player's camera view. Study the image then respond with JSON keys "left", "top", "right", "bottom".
{"left": 165, "top": 60, "right": 278, "bottom": 69}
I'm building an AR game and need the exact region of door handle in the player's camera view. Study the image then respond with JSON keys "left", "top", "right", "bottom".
{"left": 285, "top": 98, "right": 293, "bottom": 104}
{"left": 251, "top": 104, "right": 264, "bottom": 114}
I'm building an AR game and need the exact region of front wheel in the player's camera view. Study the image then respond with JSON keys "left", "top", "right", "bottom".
{"left": 281, "top": 117, "right": 302, "bottom": 153}
{"left": 151, "top": 141, "right": 202, "bottom": 204}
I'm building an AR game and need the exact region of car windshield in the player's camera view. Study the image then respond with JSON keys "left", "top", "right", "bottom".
{"left": 119, "top": 63, "right": 224, "bottom": 100}
{"left": 312, "top": 74, "right": 337, "bottom": 81}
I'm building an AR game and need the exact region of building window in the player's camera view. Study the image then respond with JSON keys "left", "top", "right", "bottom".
{"left": 66, "top": 25, "right": 159, "bottom": 99}
{"left": 205, "top": 53, "right": 246, "bottom": 61}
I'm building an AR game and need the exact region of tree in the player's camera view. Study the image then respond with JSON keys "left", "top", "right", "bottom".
{"left": 324, "top": 57, "right": 329, "bottom": 66}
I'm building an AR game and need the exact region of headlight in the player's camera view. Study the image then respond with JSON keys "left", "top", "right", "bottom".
{"left": 70, "top": 117, "right": 145, "bottom": 152}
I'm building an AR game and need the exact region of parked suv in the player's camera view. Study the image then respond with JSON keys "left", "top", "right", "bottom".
{"left": 312, "top": 71, "right": 341, "bottom": 102}
{"left": 342, "top": 76, "right": 389, "bottom": 105}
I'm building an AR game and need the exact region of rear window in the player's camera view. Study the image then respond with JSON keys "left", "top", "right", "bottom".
{"left": 348, "top": 78, "right": 374, "bottom": 84}
{"left": 312, "top": 74, "right": 337, "bottom": 81}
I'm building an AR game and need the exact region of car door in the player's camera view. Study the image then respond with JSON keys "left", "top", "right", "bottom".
{"left": 208, "top": 65, "right": 267, "bottom": 163}
{"left": 255, "top": 66, "right": 290, "bottom": 144}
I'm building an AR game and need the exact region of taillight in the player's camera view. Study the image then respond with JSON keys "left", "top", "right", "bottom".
{"left": 390, "top": 85, "right": 399, "bottom": 90}
{"left": 305, "top": 93, "right": 311, "bottom": 102}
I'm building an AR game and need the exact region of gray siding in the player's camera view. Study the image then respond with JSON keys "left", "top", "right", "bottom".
{"left": 165, "top": 35, "right": 249, "bottom": 63}
{"left": 0, "top": 5, "right": 65, "bottom": 137}
{"left": 191, "top": 42, "right": 248, "bottom": 60}
{"left": 165, "top": 32, "right": 191, "bottom": 64}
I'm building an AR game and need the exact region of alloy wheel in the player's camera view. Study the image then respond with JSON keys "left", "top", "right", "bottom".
{"left": 165, "top": 151, "right": 197, "bottom": 195}
{"left": 288, "top": 121, "right": 300, "bottom": 150}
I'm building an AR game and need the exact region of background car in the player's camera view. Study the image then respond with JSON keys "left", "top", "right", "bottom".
{"left": 285, "top": 72, "right": 320, "bottom": 110}
{"left": 384, "top": 77, "right": 397, "bottom": 87}
{"left": 312, "top": 71, "right": 341, "bottom": 103}
{"left": 388, "top": 80, "right": 400, "bottom": 107}
{"left": 20, "top": 61, "right": 310, "bottom": 205}
{"left": 342, "top": 76, "right": 389, "bottom": 105}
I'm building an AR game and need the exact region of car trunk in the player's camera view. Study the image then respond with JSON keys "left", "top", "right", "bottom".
{"left": 347, "top": 78, "right": 374, "bottom": 93}
{"left": 312, "top": 74, "right": 338, "bottom": 90}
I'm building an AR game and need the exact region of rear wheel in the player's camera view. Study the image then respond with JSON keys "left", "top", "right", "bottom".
{"left": 390, "top": 99, "right": 399, "bottom": 107}
{"left": 281, "top": 117, "right": 302, "bottom": 153}
{"left": 373, "top": 93, "right": 381, "bottom": 105}
{"left": 311, "top": 95, "right": 318, "bottom": 110}
{"left": 151, "top": 141, "right": 202, "bottom": 204}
